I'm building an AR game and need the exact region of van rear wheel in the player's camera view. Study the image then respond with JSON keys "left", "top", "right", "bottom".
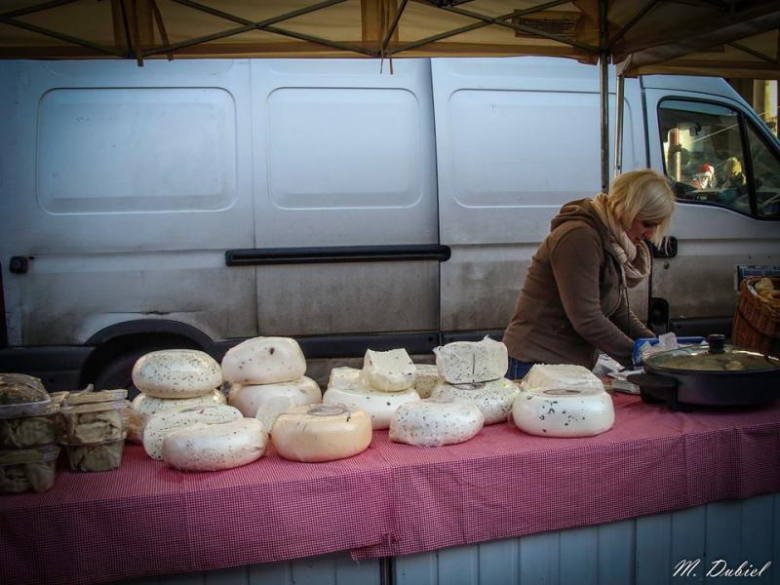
{"left": 92, "top": 350, "right": 151, "bottom": 401}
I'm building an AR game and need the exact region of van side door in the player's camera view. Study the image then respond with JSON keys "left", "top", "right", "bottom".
{"left": 245, "top": 60, "right": 440, "bottom": 355}
{"left": 645, "top": 84, "right": 780, "bottom": 335}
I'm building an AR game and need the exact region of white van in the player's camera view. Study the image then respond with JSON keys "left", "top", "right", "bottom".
{"left": 1, "top": 57, "right": 778, "bottom": 392}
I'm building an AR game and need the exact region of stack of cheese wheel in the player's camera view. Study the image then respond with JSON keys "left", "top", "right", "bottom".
{"left": 129, "top": 349, "right": 226, "bottom": 443}
{"left": 431, "top": 337, "right": 517, "bottom": 424}
{"left": 222, "top": 337, "right": 321, "bottom": 432}
{"left": 322, "top": 349, "right": 420, "bottom": 430}
{"left": 512, "top": 364, "right": 614, "bottom": 437}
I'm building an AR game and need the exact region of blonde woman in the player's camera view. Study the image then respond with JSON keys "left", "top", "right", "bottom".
{"left": 503, "top": 169, "right": 676, "bottom": 378}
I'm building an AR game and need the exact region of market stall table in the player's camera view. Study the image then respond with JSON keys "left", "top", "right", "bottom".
{"left": 2, "top": 394, "right": 779, "bottom": 585}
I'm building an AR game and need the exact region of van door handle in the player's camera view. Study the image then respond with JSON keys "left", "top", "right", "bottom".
{"left": 9, "top": 256, "right": 29, "bottom": 274}
{"left": 225, "top": 245, "right": 451, "bottom": 266}
{"left": 651, "top": 237, "right": 677, "bottom": 259}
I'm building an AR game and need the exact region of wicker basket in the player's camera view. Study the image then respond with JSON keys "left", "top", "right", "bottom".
{"left": 732, "top": 276, "right": 780, "bottom": 356}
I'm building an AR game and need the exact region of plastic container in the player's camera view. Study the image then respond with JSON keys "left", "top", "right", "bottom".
{"left": 0, "top": 444, "right": 60, "bottom": 493}
{"left": 61, "top": 400, "right": 130, "bottom": 445}
{"left": 63, "top": 434, "right": 126, "bottom": 472}
{"left": 65, "top": 388, "right": 127, "bottom": 404}
{"left": 0, "top": 392, "right": 68, "bottom": 449}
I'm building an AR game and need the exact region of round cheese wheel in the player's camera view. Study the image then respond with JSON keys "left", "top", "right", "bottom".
{"left": 389, "top": 399, "right": 484, "bottom": 447}
{"left": 430, "top": 378, "right": 519, "bottom": 425}
{"left": 512, "top": 387, "right": 614, "bottom": 437}
{"left": 323, "top": 383, "right": 420, "bottom": 430}
{"left": 228, "top": 377, "right": 321, "bottom": 430}
{"left": 162, "top": 418, "right": 268, "bottom": 472}
{"left": 127, "top": 389, "right": 227, "bottom": 443}
{"left": 221, "top": 337, "right": 307, "bottom": 385}
{"left": 271, "top": 404, "right": 372, "bottom": 463}
{"left": 143, "top": 405, "right": 243, "bottom": 460}
{"left": 132, "top": 349, "right": 222, "bottom": 399}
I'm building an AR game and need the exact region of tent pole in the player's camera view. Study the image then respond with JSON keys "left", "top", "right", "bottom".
{"left": 599, "top": 53, "right": 609, "bottom": 192}
{"left": 599, "top": 0, "right": 609, "bottom": 191}
{"left": 614, "top": 73, "right": 625, "bottom": 178}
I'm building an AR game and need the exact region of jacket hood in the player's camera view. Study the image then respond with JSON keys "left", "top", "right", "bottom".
{"left": 550, "top": 198, "right": 609, "bottom": 240}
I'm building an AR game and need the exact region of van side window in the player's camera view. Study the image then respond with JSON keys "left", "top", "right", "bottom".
{"left": 747, "top": 124, "right": 780, "bottom": 218}
{"left": 658, "top": 99, "right": 779, "bottom": 219}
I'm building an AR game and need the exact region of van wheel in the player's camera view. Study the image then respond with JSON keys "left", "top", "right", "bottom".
{"left": 92, "top": 350, "right": 150, "bottom": 402}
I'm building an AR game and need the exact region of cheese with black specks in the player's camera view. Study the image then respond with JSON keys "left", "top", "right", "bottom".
{"left": 434, "top": 337, "right": 508, "bottom": 384}
{"left": 132, "top": 350, "right": 222, "bottom": 399}
{"left": 360, "top": 349, "right": 416, "bottom": 392}
{"left": 221, "top": 337, "right": 307, "bottom": 385}
{"left": 389, "top": 399, "right": 484, "bottom": 447}
{"left": 430, "top": 378, "right": 520, "bottom": 425}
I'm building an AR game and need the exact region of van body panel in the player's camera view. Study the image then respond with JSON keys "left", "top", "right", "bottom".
{"left": 248, "top": 60, "right": 439, "bottom": 337}
{"left": 432, "top": 58, "right": 647, "bottom": 332}
{"left": 0, "top": 60, "right": 258, "bottom": 347}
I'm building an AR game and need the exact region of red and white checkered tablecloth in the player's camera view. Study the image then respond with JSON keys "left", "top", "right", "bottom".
{"left": 1, "top": 394, "right": 779, "bottom": 585}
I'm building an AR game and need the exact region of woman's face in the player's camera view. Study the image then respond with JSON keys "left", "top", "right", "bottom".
{"left": 626, "top": 218, "right": 660, "bottom": 244}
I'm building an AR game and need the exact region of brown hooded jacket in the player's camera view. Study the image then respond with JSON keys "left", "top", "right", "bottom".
{"left": 502, "top": 198, "right": 653, "bottom": 369}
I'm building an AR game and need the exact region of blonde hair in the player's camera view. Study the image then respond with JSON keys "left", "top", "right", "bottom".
{"left": 604, "top": 169, "right": 675, "bottom": 246}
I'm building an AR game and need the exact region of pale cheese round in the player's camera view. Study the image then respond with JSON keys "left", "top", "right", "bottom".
{"left": 162, "top": 418, "right": 268, "bottom": 472}
{"left": 389, "top": 399, "right": 484, "bottom": 447}
{"left": 512, "top": 387, "right": 614, "bottom": 438}
{"left": 132, "top": 349, "right": 222, "bottom": 398}
{"left": 143, "top": 405, "right": 243, "bottom": 460}
{"left": 271, "top": 404, "right": 372, "bottom": 463}
{"left": 127, "top": 389, "right": 227, "bottom": 443}
{"left": 228, "top": 377, "right": 321, "bottom": 430}
{"left": 323, "top": 382, "right": 420, "bottom": 430}
{"left": 221, "top": 337, "right": 307, "bottom": 385}
{"left": 431, "top": 378, "right": 520, "bottom": 425}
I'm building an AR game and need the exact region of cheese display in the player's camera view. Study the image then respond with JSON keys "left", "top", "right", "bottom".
{"left": 412, "top": 364, "right": 442, "bottom": 399}
{"left": 430, "top": 378, "right": 520, "bottom": 425}
{"left": 221, "top": 337, "right": 307, "bottom": 385}
{"left": 142, "top": 405, "right": 243, "bottom": 460}
{"left": 512, "top": 386, "right": 614, "bottom": 437}
{"left": 271, "top": 404, "right": 372, "bottom": 463}
{"left": 520, "top": 364, "right": 605, "bottom": 392}
{"left": 322, "top": 382, "right": 420, "bottom": 430}
{"left": 132, "top": 350, "right": 222, "bottom": 399}
{"left": 229, "top": 377, "right": 322, "bottom": 431}
{"left": 389, "top": 399, "right": 485, "bottom": 447}
{"left": 162, "top": 418, "right": 267, "bottom": 472}
{"left": 127, "top": 390, "right": 227, "bottom": 443}
{"left": 359, "top": 349, "right": 416, "bottom": 392}
{"left": 434, "top": 336, "right": 508, "bottom": 384}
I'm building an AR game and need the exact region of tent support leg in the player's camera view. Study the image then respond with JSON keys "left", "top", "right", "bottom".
{"left": 614, "top": 73, "right": 625, "bottom": 179}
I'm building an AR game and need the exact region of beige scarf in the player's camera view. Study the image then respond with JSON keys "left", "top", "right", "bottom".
{"left": 591, "top": 193, "right": 651, "bottom": 288}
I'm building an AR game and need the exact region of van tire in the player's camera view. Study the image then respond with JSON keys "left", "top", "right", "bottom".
{"left": 92, "top": 350, "right": 150, "bottom": 401}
